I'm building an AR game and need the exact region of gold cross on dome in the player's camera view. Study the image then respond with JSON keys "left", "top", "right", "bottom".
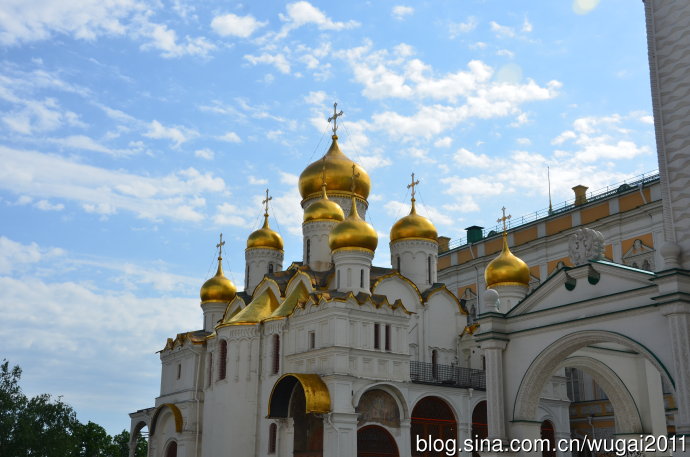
{"left": 216, "top": 233, "right": 225, "bottom": 258}
{"left": 262, "top": 189, "right": 272, "bottom": 216}
{"left": 407, "top": 172, "right": 420, "bottom": 200}
{"left": 328, "top": 102, "right": 344, "bottom": 135}
{"left": 350, "top": 163, "right": 360, "bottom": 193}
{"left": 497, "top": 206, "right": 511, "bottom": 234}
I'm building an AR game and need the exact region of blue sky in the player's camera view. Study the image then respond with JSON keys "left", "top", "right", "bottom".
{"left": 0, "top": 0, "right": 658, "bottom": 434}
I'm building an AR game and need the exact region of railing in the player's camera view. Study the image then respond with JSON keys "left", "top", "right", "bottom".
{"left": 447, "top": 170, "right": 660, "bottom": 250}
{"left": 410, "top": 361, "right": 486, "bottom": 390}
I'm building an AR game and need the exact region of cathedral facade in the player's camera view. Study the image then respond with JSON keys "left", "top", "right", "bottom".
{"left": 128, "top": 1, "right": 690, "bottom": 456}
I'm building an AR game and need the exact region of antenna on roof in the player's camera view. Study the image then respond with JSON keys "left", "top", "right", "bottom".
{"left": 548, "top": 166, "right": 553, "bottom": 215}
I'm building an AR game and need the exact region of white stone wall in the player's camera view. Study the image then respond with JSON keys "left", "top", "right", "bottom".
{"left": 390, "top": 239, "right": 438, "bottom": 290}
{"left": 244, "top": 248, "right": 283, "bottom": 294}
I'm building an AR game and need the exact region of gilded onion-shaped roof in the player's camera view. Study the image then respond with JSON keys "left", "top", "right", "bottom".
{"left": 247, "top": 214, "right": 284, "bottom": 250}
{"left": 484, "top": 235, "right": 530, "bottom": 288}
{"left": 200, "top": 258, "right": 237, "bottom": 303}
{"left": 303, "top": 183, "right": 345, "bottom": 223}
{"left": 390, "top": 199, "right": 438, "bottom": 243}
{"left": 329, "top": 196, "right": 378, "bottom": 252}
{"left": 298, "top": 135, "right": 370, "bottom": 200}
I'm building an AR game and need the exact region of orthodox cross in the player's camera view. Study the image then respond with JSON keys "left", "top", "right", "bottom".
{"left": 350, "top": 163, "right": 360, "bottom": 193}
{"left": 497, "top": 207, "right": 511, "bottom": 234}
{"left": 262, "top": 189, "right": 272, "bottom": 216}
{"left": 216, "top": 233, "right": 225, "bottom": 258}
{"left": 407, "top": 172, "right": 420, "bottom": 200}
{"left": 328, "top": 102, "right": 344, "bottom": 135}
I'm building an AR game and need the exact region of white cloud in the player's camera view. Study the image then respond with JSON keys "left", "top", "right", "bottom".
{"left": 434, "top": 137, "right": 453, "bottom": 148}
{"left": 0, "top": 236, "right": 64, "bottom": 275}
{"left": 385, "top": 199, "right": 454, "bottom": 226}
{"left": 0, "top": 146, "right": 226, "bottom": 222}
{"left": 490, "top": 21, "right": 516, "bottom": 38}
{"left": 0, "top": 0, "right": 142, "bottom": 45}
{"left": 249, "top": 175, "right": 268, "bottom": 185}
{"left": 244, "top": 52, "right": 291, "bottom": 74}
{"left": 139, "top": 23, "right": 215, "bottom": 58}
{"left": 392, "top": 5, "right": 414, "bottom": 20}
{"left": 573, "top": 0, "right": 600, "bottom": 15}
{"left": 211, "top": 13, "right": 266, "bottom": 38}
{"left": 279, "top": 172, "right": 299, "bottom": 186}
{"left": 449, "top": 17, "right": 477, "bottom": 37}
{"left": 516, "top": 137, "right": 532, "bottom": 146}
{"left": 304, "top": 90, "right": 327, "bottom": 105}
{"left": 274, "top": 1, "right": 359, "bottom": 40}
{"left": 497, "top": 49, "right": 515, "bottom": 58}
{"left": 453, "top": 148, "right": 492, "bottom": 168}
{"left": 522, "top": 18, "right": 533, "bottom": 33}
{"left": 50, "top": 135, "right": 135, "bottom": 156}
{"left": 194, "top": 148, "right": 215, "bottom": 160}
{"left": 34, "top": 200, "right": 65, "bottom": 211}
{"left": 218, "top": 131, "right": 242, "bottom": 143}
{"left": 213, "top": 202, "right": 250, "bottom": 227}
{"left": 144, "top": 120, "right": 197, "bottom": 147}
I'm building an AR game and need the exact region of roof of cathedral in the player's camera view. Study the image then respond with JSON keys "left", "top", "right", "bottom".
{"left": 246, "top": 213, "right": 284, "bottom": 251}
{"left": 161, "top": 329, "right": 211, "bottom": 351}
{"left": 200, "top": 257, "right": 236, "bottom": 303}
{"left": 484, "top": 234, "right": 530, "bottom": 288}
{"left": 329, "top": 194, "right": 378, "bottom": 252}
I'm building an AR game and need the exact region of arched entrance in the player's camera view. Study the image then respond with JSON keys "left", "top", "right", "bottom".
{"left": 471, "top": 401, "right": 487, "bottom": 457}
{"left": 357, "top": 425, "right": 399, "bottom": 457}
{"left": 411, "top": 396, "right": 457, "bottom": 457}
{"left": 267, "top": 373, "right": 331, "bottom": 457}
{"left": 513, "top": 330, "right": 673, "bottom": 434}
{"left": 540, "top": 420, "right": 555, "bottom": 457}
{"left": 164, "top": 441, "right": 177, "bottom": 457}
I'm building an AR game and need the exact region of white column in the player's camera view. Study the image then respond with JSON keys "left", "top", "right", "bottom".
{"left": 323, "top": 412, "right": 358, "bottom": 457}
{"left": 663, "top": 304, "right": 690, "bottom": 435}
{"left": 481, "top": 339, "right": 508, "bottom": 441}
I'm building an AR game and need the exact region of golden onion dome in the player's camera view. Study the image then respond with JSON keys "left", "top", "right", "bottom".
{"left": 390, "top": 198, "right": 438, "bottom": 242}
{"left": 329, "top": 195, "right": 378, "bottom": 252}
{"left": 247, "top": 214, "right": 284, "bottom": 250}
{"left": 303, "top": 182, "right": 345, "bottom": 223}
{"left": 298, "top": 135, "right": 370, "bottom": 200}
{"left": 484, "top": 235, "right": 530, "bottom": 288}
{"left": 200, "top": 258, "right": 237, "bottom": 303}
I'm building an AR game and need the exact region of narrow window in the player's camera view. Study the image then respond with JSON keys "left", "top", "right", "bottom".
{"left": 272, "top": 334, "right": 280, "bottom": 375}
{"left": 385, "top": 325, "right": 391, "bottom": 351}
{"left": 337, "top": 270, "right": 340, "bottom": 289}
{"left": 246, "top": 264, "right": 250, "bottom": 289}
{"left": 207, "top": 354, "right": 213, "bottom": 387}
{"left": 177, "top": 363, "right": 181, "bottom": 380}
{"left": 428, "top": 256, "right": 432, "bottom": 284}
{"left": 309, "top": 331, "right": 316, "bottom": 349}
{"left": 360, "top": 269, "right": 364, "bottom": 288}
{"left": 268, "top": 423, "right": 277, "bottom": 454}
{"left": 218, "top": 340, "right": 227, "bottom": 380}
{"left": 397, "top": 256, "right": 401, "bottom": 272}
{"left": 432, "top": 349, "right": 438, "bottom": 379}
{"left": 268, "top": 263, "right": 274, "bottom": 274}
{"left": 374, "top": 323, "right": 380, "bottom": 350}
{"left": 306, "top": 239, "right": 311, "bottom": 265}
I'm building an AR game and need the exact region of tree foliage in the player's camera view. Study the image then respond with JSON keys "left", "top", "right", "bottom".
{"left": 0, "top": 359, "right": 147, "bottom": 457}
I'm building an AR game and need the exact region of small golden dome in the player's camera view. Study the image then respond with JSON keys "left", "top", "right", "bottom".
{"left": 484, "top": 235, "right": 530, "bottom": 288}
{"left": 200, "top": 258, "right": 237, "bottom": 303}
{"left": 304, "top": 182, "right": 345, "bottom": 223}
{"left": 390, "top": 199, "right": 438, "bottom": 242}
{"left": 298, "top": 135, "right": 371, "bottom": 200}
{"left": 247, "top": 214, "right": 284, "bottom": 250}
{"left": 329, "top": 196, "right": 378, "bottom": 252}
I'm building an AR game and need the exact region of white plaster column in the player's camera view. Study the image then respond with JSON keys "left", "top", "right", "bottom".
{"left": 390, "top": 239, "right": 438, "bottom": 290}
{"left": 323, "top": 412, "right": 358, "bottom": 457}
{"left": 279, "top": 418, "right": 293, "bottom": 457}
{"left": 480, "top": 339, "right": 508, "bottom": 442}
{"left": 399, "top": 419, "right": 412, "bottom": 457}
{"left": 662, "top": 303, "right": 690, "bottom": 435}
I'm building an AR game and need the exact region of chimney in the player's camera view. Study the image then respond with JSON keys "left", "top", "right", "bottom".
{"left": 438, "top": 236, "right": 450, "bottom": 253}
{"left": 572, "top": 185, "right": 588, "bottom": 206}
{"left": 465, "top": 225, "right": 484, "bottom": 244}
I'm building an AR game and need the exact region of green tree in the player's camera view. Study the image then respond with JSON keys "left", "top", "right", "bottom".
{"left": 0, "top": 359, "right": 147, "bottom": 457}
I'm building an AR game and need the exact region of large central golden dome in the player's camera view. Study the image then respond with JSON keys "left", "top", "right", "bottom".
{"left": 329, "top": 196, "right": 378, "bottom": 252}
{"left": 390, "top": 199, "right": 438, "bottom": 243}
{"left": 299, "top": 135, "right": 370, "bottom": 200}
{"left": 484, "top": 235, "right": 530, "bottom": 288}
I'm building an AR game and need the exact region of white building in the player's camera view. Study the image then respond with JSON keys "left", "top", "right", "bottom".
{"left": 128, "top": 1, "right": 690, "bottom": 456}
